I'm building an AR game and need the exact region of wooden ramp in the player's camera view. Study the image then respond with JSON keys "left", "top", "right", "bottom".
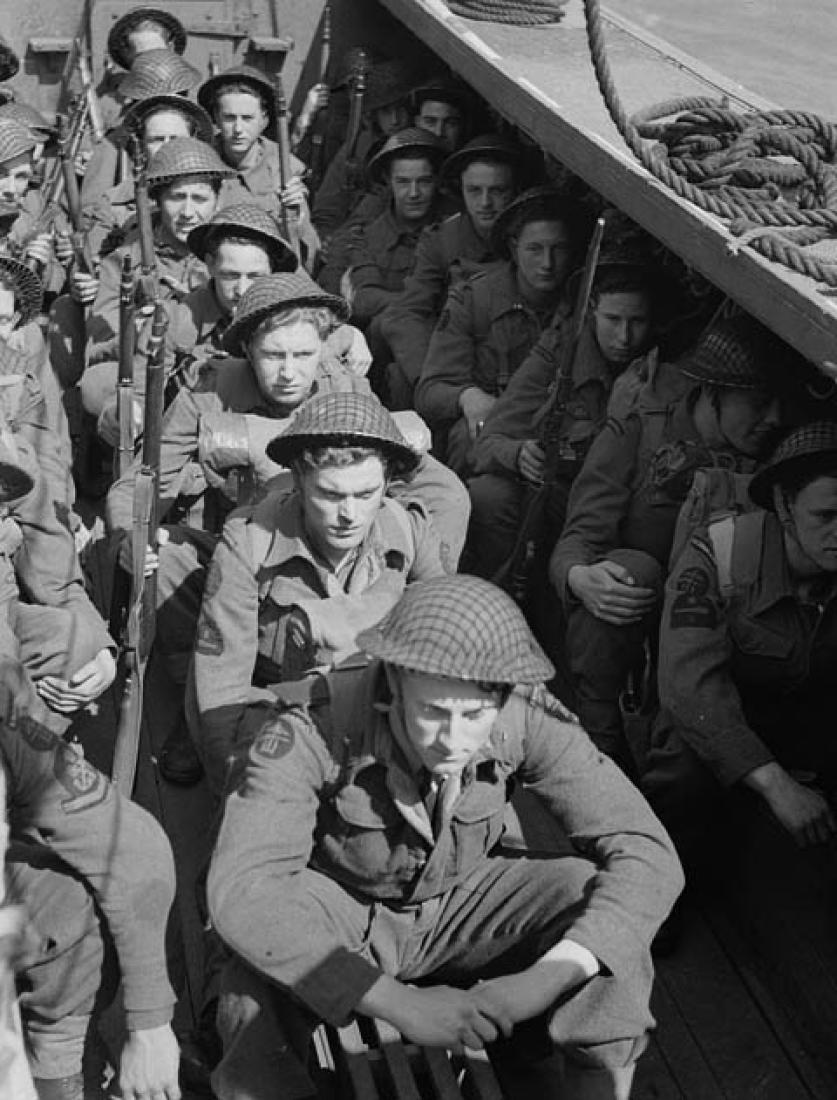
{"left": 375, "top": 0, "right": 837, "bottom": 374}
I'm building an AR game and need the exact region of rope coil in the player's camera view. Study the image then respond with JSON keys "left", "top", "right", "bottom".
{"left": 445, "top": 0, "right": 568, "bottom": 26}
{"left": 583, "top": 0, "right": 837, "bottom": 287}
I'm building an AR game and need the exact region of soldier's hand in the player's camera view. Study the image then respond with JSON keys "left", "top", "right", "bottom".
{"left": 23, "top": 233, "right": 53, "bottom": 268}
{"left": 74, "top": 149, "right": 92, "bottom": 177}
{"left": 118, "top": 527, "right": 169, "bottom": 577}
{"left": 53, "top": 231, "right": 74, "bottom": 265}
{"left": 388, "top": 984, "right": 502, "bottom": 1053}
{"left": 459, "top": 387, "right": 496, "bottom": 441}
{"left": 567, "top": 561, "right": 657, "bottom": 625}
{"left": 70, "top": 270, "right": 99, "bottom": 305}
{"left": 517, "top": 439, "right": 545, "bottom": 485}
{"left": 747, "top": 763, "right": 837, "bottom": 847}
{"left": 327, "top": 324, "right": 372, "bottom": 375}
{"left": 119, "top": 1023, "right": 181, "bottom": 1100}
{"left": 35, "top": 648, "right": 116, "bottom": 712}
{"left": 280, "top": 175, "right": 307, "bottom": 218}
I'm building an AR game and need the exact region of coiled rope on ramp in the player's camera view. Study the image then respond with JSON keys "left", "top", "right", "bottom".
{"left": 445, "top": 0, "right": 568, "bottom": 26}
{"left": 582, "top": 0, "right": 837, "bottom": 287}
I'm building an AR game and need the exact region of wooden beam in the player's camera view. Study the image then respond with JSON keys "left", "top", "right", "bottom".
{"left": 378, "top": 0, "right": 837, "bottom": 373}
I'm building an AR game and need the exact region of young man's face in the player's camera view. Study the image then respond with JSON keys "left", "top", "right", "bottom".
{"left": 143, "top": 109, "right": 192, "bottom": 159}
{"left": 461, "top": 161, "right": 515, "bottom": 238}
{"left": 299, "top": 454, "right": 386, "bottom": 566}
{"left": 208, "top": 240, "right": 273, "bottom": 315}
{"left": 159, "top": 178, "right": 218, "bottom": 242}
{"left": 786, "top": 475, "right": 837, "bottom": 573}
{"left": 397, "top": 671, "right": 502, "bottom": 777}
{"left": 0, "top": 282, "right": 18, "bottom": 339}
{"left": 390, "top": 156, "right": 437, "bottom": 223}
{"left": 716, "top": 386, "right": 782, "bottom": 458}
{"left": 216, "top": 91, "right": 268, "bottom": 162}
{"left": 374, "top": 102, "right": 410, "bottom": 136}
{"left": 0, "top": 152, "right": 33, "bottom": 207}
{"left": 250, "top": 319, "right": 323, "bottom": 409}
{"left": 512, "top": 218, "right": 573, "bottom": 297}
{"left": 414, "top": 98, "right": 464, "bottom": 153}
{"left": 591, "top": 290, "right": 653, "bottom": 367}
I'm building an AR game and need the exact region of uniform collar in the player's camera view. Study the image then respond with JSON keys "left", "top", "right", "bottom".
{"left": 752, "top": 511, "right": 837, "bottom": 614}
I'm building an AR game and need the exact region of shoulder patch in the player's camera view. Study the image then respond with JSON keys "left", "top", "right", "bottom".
{"left": 669, "top": 566, "right": 718, "bottom": 630}
{"left": 252, "top": 717, "right": 295, "bottom": 760}
{"left": 203, "top": 558, "right": 224, "bottom": 601}
{"left": 54, "top": 743, "right": 110, "bottom": 814}
{"left": 195, "top": 613, "right": 224, "bottom": 656}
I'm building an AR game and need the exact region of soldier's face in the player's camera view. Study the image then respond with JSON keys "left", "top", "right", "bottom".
{"left": 159, "top": 178, "right": 219, "bottom": 242}
{"left": 143, "top": 109, "right": 192, "bottom": 159}
{"left": 716, "top": 387, "right": 782, "bottom": 458}
{"left": 389, "top": 156, "right": 437, "bottom": 222}
{"left": 375, "top": 103, "right": 410, "bottom": 136}
{"left": 209, "top": 241, "right": 273, "bottom": 314}
{"left": 415, "top": 99, "right": 464, "bottom": 153}
{"left": 0, "top": 153, "right": 33, "bottom": 206}
{"left": 461, "top": 161, "right": 515, "bottom": 237}
{"left": 396, "top": 671, "right": 502, "bottom": 777}
{"left": 298, "top": 455, "right": 386, "bottom": 566}
{"left": 787, "top": 476, "right": 837, "bottom": 573}
{"left": 216, "top": 92, "right": 268, "bottom": 160}
{"left": 513, "top": 219, "right": 573, "bottom": 296}
{"left": 249, "top": 320, "right": 323, "bottom": 409}
{"left": 592, "top": 290, "right": 653, "bottom": 366}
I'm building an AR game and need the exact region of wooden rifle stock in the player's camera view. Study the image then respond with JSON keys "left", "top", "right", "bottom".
{"left": 131, "top": 139, "right": 158, "bottom": 305}
{"left": 272, "top": 76, "right": 296, "bottom": 249}
{"left": 344, "top": 51, "right": 368, "bottom": 195}
{"left": 112, "top": 301, "right": 167, "bottom": 796}
{"left": 116, "top": 254, "right": 136, "bottom": 480}
{"left": 307, "top": 5, "right": 332, "bottom": 188}
{"left": 493, "top": 217, "right": 606, "bottom": 600}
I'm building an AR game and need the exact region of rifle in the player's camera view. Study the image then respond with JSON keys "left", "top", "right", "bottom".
{"left": 76, "top": 44, "right": 103, "bottom": 145}
{"left": 304, "top": 5, "right": 332, "bottom": 190}
{"left": 116, "top": 254, "right": 136, "bottom": 479}
{"left": 57, "top": 115, "right": 94, "bottom": 275}
{"left": 493, "top": 217, "right": 606, "bottom": 601}
{"left": 343, "top": 50, "right": 369, "bottom": 198}
{"left": 131, "top": 138, "right": 159, "bottom": 306}
{"left": 112, "top": 301, "right": 167, "bottom": 796}
{"left": 272, "top": 76, "right": 296, "bottom": 249}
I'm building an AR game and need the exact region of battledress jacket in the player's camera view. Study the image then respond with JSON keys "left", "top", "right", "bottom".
{"left": 2, "top": 687, "right": 176, "bottom": 1030}
{"left": 208, "top": 661, "right": 683, "bottom": 1026}
{"left": 415, "top": 261, "right": 551, "bottom": 429}
{"left": 378, "top": 212, "right": 498, "bottom": 387}
{"left": 192, "top": 490, "right": 449, "bottom": 772}
{"left": 550, "top": 391, "right": 755, "bottom": 599}
{"left": 657, "top": 511, "right": 837, "bottom": 788}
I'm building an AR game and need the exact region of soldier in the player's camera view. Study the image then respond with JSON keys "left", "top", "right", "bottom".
{"left": 107, "top": 6, "right": 188, "bottom": 71}
{"left": 409, "top": 75, "right": 472, "bottom": 154}
{"left": 377, "top": 133, "right": 523, "bottom": 410}
{"left": 106, "top": 273, "right": 468, "bottom": 780}
{"left": 0, "top": 119, "right": 69, "bottom": 290}
{"left": 0, "top": 662, "right": 180, "bottom": 1100}
{"left": 207, "top": 574, "right": 683, "bottom": 1100}
{"left": 416, "top": 186, "right": 581, "bottom": 476}
{"left": 191, "top": 391, "right": 452, "bottom": 792}
{"left": 312, "top": 59, "right": 417, "bottom": 237}
{"left": 644, "top": 420, "right": 837, "bottom": 860}
{"left": 79, "top": 137, "right": 235, "bottom": 426}
{"left": 196, "top": 65, "right": 316, "bottom": 261}
{"left": 80, "top": 48, "right": 204, "bottom": 210}
{"left": 84, "top": 93, "right": 215, "bottom": 256}
{"left": 550, "top": 315, "right": 785, "bottom": 768}
{"left": 323, "top": 128, "right": 452, "bottom": 323}
{"left": 468, "top": 243, "right": 660, "bottom": 579}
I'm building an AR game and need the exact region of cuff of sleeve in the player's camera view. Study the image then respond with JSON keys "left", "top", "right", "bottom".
{"left": 124, "top": 1000, "right": 176, "bottom": 1032}
{"left": 293, "top": 947, "right": 384, "bottom": 1027}
{"left": 713, "top": 734, "right": 775, "bottom": 788}
{"left": 563, "top": 910, "right": 644, "bottom": 979}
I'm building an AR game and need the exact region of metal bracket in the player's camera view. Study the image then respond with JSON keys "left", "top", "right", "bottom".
{"left": 28, "top": 38, "right": 74, "bottom": 54}
{"left": 248, "top": 35, "right": 295, "bottom": 54}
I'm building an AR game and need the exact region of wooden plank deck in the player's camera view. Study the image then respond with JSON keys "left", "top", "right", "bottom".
{"left": 376, "top": 0, "right": 837, "bottom": 374}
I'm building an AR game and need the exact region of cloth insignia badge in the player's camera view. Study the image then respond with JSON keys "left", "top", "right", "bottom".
{"left": 54, "top": 742, "right": 109, "bottom": 814}
{"left": 253, "top": 719, "right": 295, "bottom": 760}
{"left": 669, "top": 566, "right": 718, "bottom": 630}
{"left": 195, "top": 613, "right": 224, "bottom": 656}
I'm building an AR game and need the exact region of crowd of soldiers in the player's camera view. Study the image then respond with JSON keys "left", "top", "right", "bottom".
{"left": 0, "top": 8, "right": 836, "bottom": 1100}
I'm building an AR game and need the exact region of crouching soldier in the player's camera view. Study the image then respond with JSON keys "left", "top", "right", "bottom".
{"left": 645, "top": 421, "right": 837, "bottom": 860}
{"left": 190, "top": 391, "right": 451, "bottom": 791}
{"left": 1, "top": 662, "right": 180, "bottom": 1100}
{"left": 207, "top": 574, "right": 683, "bottom": 1100}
